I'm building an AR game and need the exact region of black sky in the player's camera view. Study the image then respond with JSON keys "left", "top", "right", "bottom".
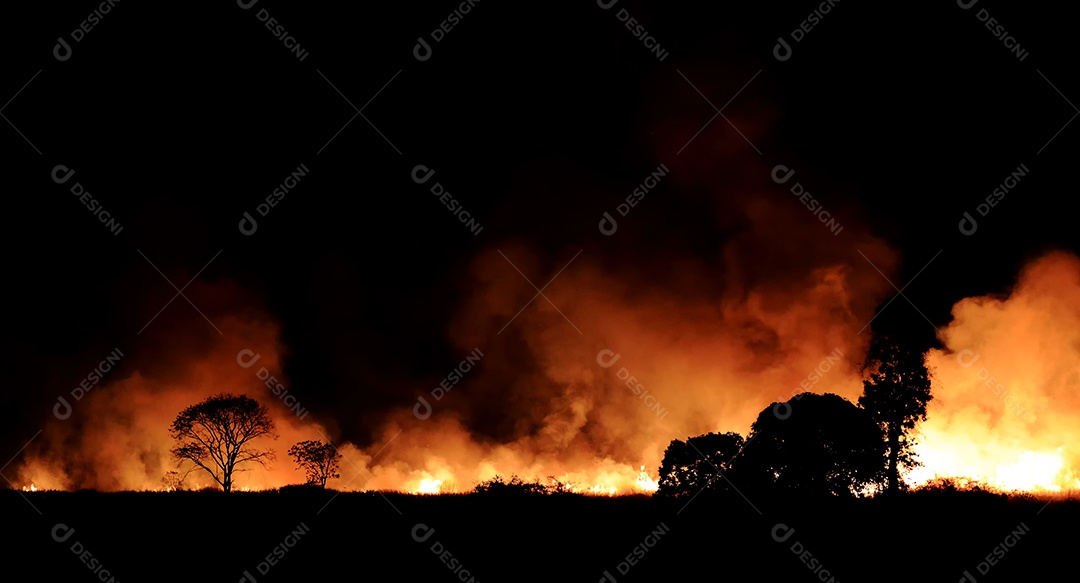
{"left": 2, "top": 0, "right": 1078, "bottom": 453}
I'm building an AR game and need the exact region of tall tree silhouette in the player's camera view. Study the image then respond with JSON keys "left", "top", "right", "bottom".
{"left": 859, "top": 334, "right": 932, "bottom": 493}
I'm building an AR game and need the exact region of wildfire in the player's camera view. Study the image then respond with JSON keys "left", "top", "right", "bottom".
{"left": 14, "top": 249, "right": 1080, "bottom": 498}
{"left": 589, "top": 484, "right": 617, "bottom": 496}
{"left": 635, "top": 465, "right": 659, "bottom": 492}
{"left": 909, "top": 444, "right": 1078, "bottom": 493}
{"left": 995, "top": 451, "right": 1067, "bottom": 492}
{"left": 908, "top": 252, "right": 1080, "bottom": 494}
{"left": 417, "top": 479, "right": 443, "bottom": 494}
{"left": 395, "top": 465, "right": 658, "bottom": 496}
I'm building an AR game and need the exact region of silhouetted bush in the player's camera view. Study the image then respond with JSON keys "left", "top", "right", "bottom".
{"left": 473, "top": 475, "right": 548, "bottom": 495}
{"left": 657, "top": 431, "right": 745, "bottom": 497}
{"left": 276, "top": 483, "right": 328, "bottom": 495}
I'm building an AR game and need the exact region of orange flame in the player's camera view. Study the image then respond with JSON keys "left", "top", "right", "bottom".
{"left": 912, "top": 251, "right": 1080, "bottom": 493}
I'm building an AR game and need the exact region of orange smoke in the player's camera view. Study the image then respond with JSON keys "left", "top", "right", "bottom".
{"left": 16, "top": 166, "right": 908, "bottom": 495}
{"left": 339, "top": 192, "right": 899, "bottom": 494}
{"left": 15, "top": 281, "right": 330, "bottom": 492}
{"left": 17, "top": 57, "right": 1077, "bottom": 496}
{"left": 12, "top": 62, "right": 916, "bottom": 495}
{"left": 13, "top": 239, "right": 915, "bottom": 495}
{"left": 332, "top": 69, "right": 902, "bottom": 493}
{"left": 913, "top": 250, "right": 1080, "bottom": 492}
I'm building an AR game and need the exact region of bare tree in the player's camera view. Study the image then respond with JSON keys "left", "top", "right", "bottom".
{"left": 287, "top": 440, "right": 341, "bottom": 488}
{"left": 160, "top": 470, "right": 186, "bottom": 491}
{"left": 170, "top": 393, "right": 277, "bottom": 493}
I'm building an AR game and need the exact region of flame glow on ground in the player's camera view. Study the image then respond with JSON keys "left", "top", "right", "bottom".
{"left": 404, "top": 466, "right": 659, "bottom": 495}
{"left": 906, "top": 447, "right": 1076, "bottom": 492}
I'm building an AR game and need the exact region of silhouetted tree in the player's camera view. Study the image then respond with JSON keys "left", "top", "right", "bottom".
{"left": 288, "top": 440, "right": 342, "bottom": 488}
{"left": 169, "top": 393, "right": 277, "bottom": 493}
{"left": 657, "top": 431, "right": 745, "bottom": 497}
{"left": 739, "top": 393, "right": 885, "bottom": 497}
{"left": 859, "top": 334, "right": 933, "bottom": 493}
{"left": 160, "top": 470, "right": 186, "bottom": 491}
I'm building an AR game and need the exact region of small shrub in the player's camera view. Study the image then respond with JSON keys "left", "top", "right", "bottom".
{"left": 473, "top": 474, "right": 547, "bottom": 495}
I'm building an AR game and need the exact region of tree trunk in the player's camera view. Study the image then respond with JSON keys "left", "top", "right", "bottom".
{"left": 887, "top": 424, "right": 900, "bottom": 493}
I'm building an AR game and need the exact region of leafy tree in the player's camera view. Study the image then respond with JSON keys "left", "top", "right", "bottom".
{"left": 739, "top": 392, "right": 885, "bottom": 497}
{"left": 657, "top": 431, "right": 745, "bottom": 497}
{"left": 288, "top": 440, "right": 342, "bottom": 488}
{"left": 169, "top": 393, "right": 277, "bottom": 493}
{"left": 859, "top": 334, "right": 933, "bottom": 493}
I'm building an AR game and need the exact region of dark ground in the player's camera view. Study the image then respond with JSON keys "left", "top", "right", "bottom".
{"left": 4, "top": 488, "right": 1071, "bottom": 582}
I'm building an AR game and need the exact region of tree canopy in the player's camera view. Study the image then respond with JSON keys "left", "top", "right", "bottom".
{"left": 657, "top": 431, "right": 745, "bottom": 497}
{"left": 288, "top": 440, "right": 342, "bottom": 488}
{"left": 169, "top": 393, "right": 277, "bottom": 493}
{"left": 738, "top": 392, "right": 886, "bottom": 497}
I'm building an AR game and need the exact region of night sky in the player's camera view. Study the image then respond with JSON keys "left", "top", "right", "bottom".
{"left": 2, "top": 1, "right": 1078, "bottom": 474}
